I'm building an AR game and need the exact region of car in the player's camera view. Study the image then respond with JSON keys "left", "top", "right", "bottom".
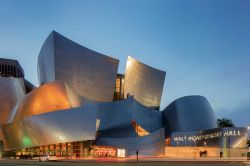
{"left": 38, "top": 155, "right": 57, "bottom": 162}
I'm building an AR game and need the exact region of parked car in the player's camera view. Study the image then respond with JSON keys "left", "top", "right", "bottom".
{"left": 38, "top": 155, "right": 57, "bottom": 162}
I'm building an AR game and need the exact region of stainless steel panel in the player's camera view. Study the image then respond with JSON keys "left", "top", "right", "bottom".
{"left": 0, "top": 77, "right": 25, "bottom": 126}
{"left": 95, "top": 128, "right": 165, "bottom": 157}
{"left": 124, "top": 56, "right": 166, "bottom": 109}
{"left": 37, "top": 32, "right": 55, "bottom": 84}
{"left": 95, "top": 96, "right": 163, "bottom": 138}
{"left": 8, "top": 81, "right": 71, "bottom": 123}
{"left": 38, "top": 31, "right": 119, "bottom": 102}
{"left": 0, "top": 77, "right": 25, "bottom": 142}
{"left": 162, "top": 95, "right": 217, "bottom": 137}
{"left": 2, "top": 107, "right": 97, "bottom": 150}
{"left": 2, "top": 96, "right": 164, "bottom": 153}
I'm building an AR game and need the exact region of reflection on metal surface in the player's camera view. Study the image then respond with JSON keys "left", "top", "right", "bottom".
{"left": 8, "top": 81, "right": 72, "bottom": 122}
{"left": 64, "top": 83, "right": 85, "bottom": 108}
{"left": 38, "top": 31, "right": 119, "bottom": 102}
{"left": 96, "top": 96, "right": 163, "bottom": 138}
{"left": 162, "top": 95, "right": 217, "bottom": 138}
{"left": 0, "top": 77, "right": 25, "bottom": 126}
{"left": 2, "top": 96, "right": 163, "bottom": 153}
{"left": 3, "top": 31, "right": 243, "bottom": 157}
{"left": 96, "top": 119, "right": 100, "bottom": 132}
{"left": 124, "top": 56, "right": 165, "bottom": 109}
{"left": 96, "top": 128, "right": 165, "bottom": 157}
{"left": 94, "top": 96, "right": 164, "bottom": 156}
{"left": 132, "top": 120, "right": 150, "bottom": 136}
{"left": 2, "top": 106, "right": 97, "bottom": 150}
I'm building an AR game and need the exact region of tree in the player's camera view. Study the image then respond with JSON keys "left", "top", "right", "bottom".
{"left": 217, "top": 118, "right": 235, "bottom": 128}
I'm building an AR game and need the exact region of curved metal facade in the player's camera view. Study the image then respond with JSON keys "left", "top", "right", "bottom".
{"left": 37, "top": 32, "right": 55, "bottom": 84}
{"left": 96, "top": 128, "right": 165, "bottom": 157}
{"left": 38, "top": 31, "right": 119, "bottom": 102}
{"left": 124, "top": 56, "right": 166, "bottom": 109}
{"left": 94, "top": 97, "right": 165, "bottom": 157}
{"left": 95, "top": 96, "right": 163, "bottom": 138}
{"left": 0, "top": 77, "right": 25, "bottom": 126}
{"left": 4, "top": 31, "right": 243, "bottom": 156}
{"left": 8, "top": 81, "right": 69, "bottom": 122}
{"left": 2, "top": 106, "right": 97, "bottom": 150}
{"left": 8, "top": 81, "right": 84, "bottom": 123}
{"left": 0, "top": 77, "right": 25, "bottom": 142}
{"left": 2, "top": 96, "right": 164, "bottom": 153}
{"left": 162, "top": 95, "right": 217, "bottom": 137}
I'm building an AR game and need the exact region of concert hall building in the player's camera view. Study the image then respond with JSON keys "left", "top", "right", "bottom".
{"left": 0, "top": 31, "right": 248, "bottom": 159}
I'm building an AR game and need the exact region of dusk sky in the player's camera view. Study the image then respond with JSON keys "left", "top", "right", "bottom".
{"left": 0, "top": 0, "right": 249, "bottom": 127}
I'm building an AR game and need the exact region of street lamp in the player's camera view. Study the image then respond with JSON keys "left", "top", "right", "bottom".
{"left": 193, "top": 140, "right": 196, "bottom": 159}
{"left": 204, "top": 142, "right": 207, "bottom": 158}
{"left": 177, "top": 141, "right": 179, "bottom": 159}
{"left": 247, "top": 126, "right": 250, "bottom": 141}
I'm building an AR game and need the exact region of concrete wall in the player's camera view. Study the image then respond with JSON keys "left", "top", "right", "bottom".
{"left": 165, "top": 146, "right": 248, "bottom": 159}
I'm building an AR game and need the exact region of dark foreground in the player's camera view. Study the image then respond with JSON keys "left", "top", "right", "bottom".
{"left": 0, "top": 159, "right": 249, "bottom": 166}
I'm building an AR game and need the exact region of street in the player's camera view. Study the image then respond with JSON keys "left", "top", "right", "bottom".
{"left": 0, "top": 159, "right": 249, "bottom": 166}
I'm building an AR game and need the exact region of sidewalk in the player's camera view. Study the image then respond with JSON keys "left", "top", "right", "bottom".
{"left": 1, "top": 156, "right": 248, "bottom": 163}
{"left": 56, "top": 157, "right": 249, "bottom": 163}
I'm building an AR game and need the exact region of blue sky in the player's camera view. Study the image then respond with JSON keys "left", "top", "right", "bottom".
{"left": 0, "top": 0, "right": 249, "bottom": 127}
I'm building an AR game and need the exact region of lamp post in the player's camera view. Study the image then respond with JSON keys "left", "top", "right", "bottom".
{"left": 247, "top": 126, "right": 250, "bottom": 148}
{"left": 204, "top": 141, "right": 206, "bottom": 148}
{"left": 204, "top": 142, "right": 207, "bottom": 158}
{"left": 177, "top": 141, "right": 179, "bottom": 159}
{"left": 193, "top": 140, "right": 196, "bottom": 159}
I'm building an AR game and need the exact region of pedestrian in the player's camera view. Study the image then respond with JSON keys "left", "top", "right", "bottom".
{"left": 219, "top": 148, "right": 223, "bottom": 158}
{"left": 136, "top": 149, "right": 139, "bottom": 161}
